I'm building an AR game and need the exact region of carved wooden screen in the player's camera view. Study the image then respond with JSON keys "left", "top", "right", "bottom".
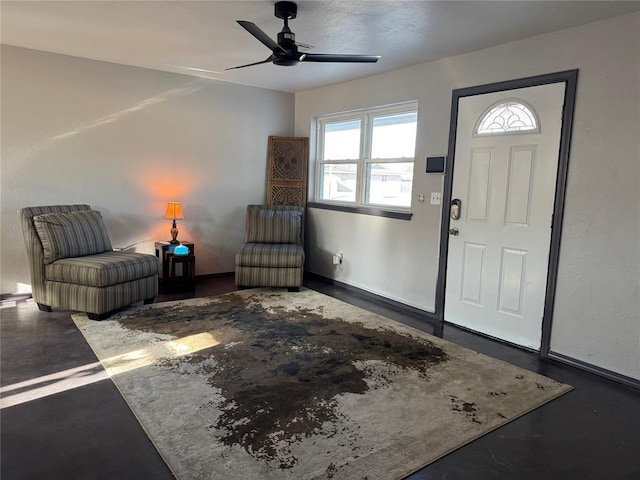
{"left": 266, "top": 136, "right": 309, "bottom": 206}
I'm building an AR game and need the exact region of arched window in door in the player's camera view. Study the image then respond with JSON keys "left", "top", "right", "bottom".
{"left": 474, "top": 99, "right": 540, "bottom": 136}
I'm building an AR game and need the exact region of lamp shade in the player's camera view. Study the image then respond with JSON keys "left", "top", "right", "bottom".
{"left": 164, "top": 202, "right": 184, "bottom": 220}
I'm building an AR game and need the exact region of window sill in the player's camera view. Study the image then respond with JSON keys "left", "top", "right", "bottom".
{"left": 307, "top": 202, "right": 413, "bottom": 220}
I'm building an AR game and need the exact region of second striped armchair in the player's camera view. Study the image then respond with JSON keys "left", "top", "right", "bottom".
{"left": 235, "top": 205, "right": 305, "bottom": 291}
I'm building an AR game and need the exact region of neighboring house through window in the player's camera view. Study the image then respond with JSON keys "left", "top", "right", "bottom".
{"left": 314, "top": 102, "right": 418, "bottom": 213}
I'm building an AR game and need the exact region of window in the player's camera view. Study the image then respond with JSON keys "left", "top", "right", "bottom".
{"left": 474, "top": 99, "right": 539, "bottom": 136}
{"left": 316, "top": 103, "right": 418, "bottom": 211}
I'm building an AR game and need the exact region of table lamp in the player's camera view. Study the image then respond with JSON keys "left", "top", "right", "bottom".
{"left": 164, "top": 202, "right": 184, "bottom": 244}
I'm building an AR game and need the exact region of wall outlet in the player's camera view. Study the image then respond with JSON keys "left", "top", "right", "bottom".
{"left": 332, "top": 251, "right": 343, "bottom": 265}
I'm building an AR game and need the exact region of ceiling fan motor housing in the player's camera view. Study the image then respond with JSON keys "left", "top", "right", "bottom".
{"left": 277, "top": 26, "right": 296, "bottom": 47}
{"left": 273, "top": 53, "right": 300, "bottom": 66}
{"left": 274, "top": 1, "right": 300, "bottom": 65}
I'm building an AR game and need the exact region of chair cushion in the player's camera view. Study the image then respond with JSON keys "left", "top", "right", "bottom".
{"left": 45, "top": 251, "right": 159, "bottom": 287}
{"left": 34, "top": 210, "right": 113, "bottom": 264}
{"left": 235, "top": 243, "right": 305, "bottom": 268}
{"left": 245, "top": 209, "right": 302, "bottom": 244}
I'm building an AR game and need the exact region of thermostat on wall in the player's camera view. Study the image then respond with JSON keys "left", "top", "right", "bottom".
{"left": 426, "top": 156, "right": 446, "bottom": 174}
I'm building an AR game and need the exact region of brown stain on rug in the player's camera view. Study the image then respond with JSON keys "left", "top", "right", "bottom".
{"left": 119, "top": 293, "right": 448, "bottom": 468}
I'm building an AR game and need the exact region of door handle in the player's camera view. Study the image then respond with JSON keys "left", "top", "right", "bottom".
{"left": 449, "top": 227, "right": 459, "bottom": 236}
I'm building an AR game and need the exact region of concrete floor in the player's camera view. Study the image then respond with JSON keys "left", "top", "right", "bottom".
{"left": 1, "top": 275, "right": 638, "bottom": 479}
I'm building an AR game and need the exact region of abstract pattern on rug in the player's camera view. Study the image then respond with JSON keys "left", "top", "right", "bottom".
{"left": 73, "top": 288, "right": 572, "bottom": 480}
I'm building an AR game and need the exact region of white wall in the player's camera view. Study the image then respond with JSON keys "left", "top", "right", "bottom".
{"left": 295, "top": 13, "right": 640, "bottom": 380}
{"left": 1, "top": 46, "right": 294, "bottom": 294}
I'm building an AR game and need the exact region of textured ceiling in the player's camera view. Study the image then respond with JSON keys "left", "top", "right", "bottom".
{"left": 2, "top": 1, "right": 639, "bottom": 93}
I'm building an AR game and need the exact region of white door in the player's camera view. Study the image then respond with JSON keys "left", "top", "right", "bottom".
{"left": 445, "top": 83, "right": 565, "bottom": 349}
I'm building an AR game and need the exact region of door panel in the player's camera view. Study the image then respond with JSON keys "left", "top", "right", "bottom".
{"left": 445, "top": 83, "right": 565, "bottom": 349}
{"left": 461, "top": 242, "right": 486, "bottom": 304}
{"left": 505, "top": 147, "right": 535, "bottom": 226}
{"left": 467, "top": 150, "right": 492, "bottom": 222}
{"left": 497, "top": 247, "right": 527, "bottom": 315}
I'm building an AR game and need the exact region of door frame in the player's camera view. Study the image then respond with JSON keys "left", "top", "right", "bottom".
{"left": 435, "top": 70, "right": 578, "bottom": 356}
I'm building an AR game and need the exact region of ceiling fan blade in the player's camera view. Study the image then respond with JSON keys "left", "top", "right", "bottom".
{"left": 163, "top": 65, "right": 225, "bottom": 75}
{"left": 301, "top": 53, "right": 381, "bottom": 63}
{"left": 237, "top": 20, "right": 287, "bottom": 55}
{"left": 295, "top": 41, "right": 315, "bottom": 50}
{"left": 226, "top": 56, "right": 274, "bottom": 71}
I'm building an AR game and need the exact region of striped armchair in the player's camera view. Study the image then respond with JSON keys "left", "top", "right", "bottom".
{"left": 235, "top": 205, "right": 305, "bottom": 291}
{"left": 20, "top": 205, "right": 159, "bottom": 320}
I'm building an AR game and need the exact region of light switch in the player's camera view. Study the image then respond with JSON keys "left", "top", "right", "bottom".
{"left": 430, "top": 192, "right": 442, "bottom": 205}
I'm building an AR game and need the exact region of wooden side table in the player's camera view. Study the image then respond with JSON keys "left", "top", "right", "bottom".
{"left": 167, "top": 253, "right": 196, "bottom": 289}
{"left": 155, "top": 241, "right": 195, "bottom": 290}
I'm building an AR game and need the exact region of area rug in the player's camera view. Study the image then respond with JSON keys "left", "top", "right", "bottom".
{"left": 72, "top": 288, "right": 572, "bottom": 480}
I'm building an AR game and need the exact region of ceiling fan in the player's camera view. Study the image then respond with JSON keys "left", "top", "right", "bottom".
{"left": 227, "top": 1, "right": 381, "bottom": 70}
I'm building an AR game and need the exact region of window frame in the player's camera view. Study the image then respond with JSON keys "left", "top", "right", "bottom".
{"left": 313, "top": 102, "right": 418, "bottom": 218}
